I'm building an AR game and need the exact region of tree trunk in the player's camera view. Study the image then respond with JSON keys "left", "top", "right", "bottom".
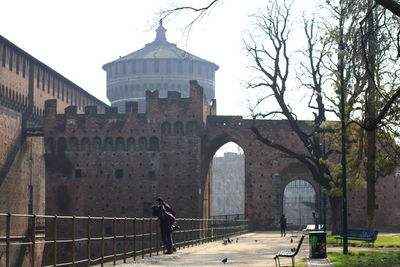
{"left": 328, "top": 196, "right": 342, "bottom": 235}
{"left": 366, "top": 0, "right": 377, "bottom": 230}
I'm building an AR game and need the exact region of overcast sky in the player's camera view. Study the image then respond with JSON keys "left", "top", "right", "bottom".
{"left": 1, "top": 0, "right": 278, "bottom": 116}
{"left": 1, "top": 0, "right": 318, "bottom": 154}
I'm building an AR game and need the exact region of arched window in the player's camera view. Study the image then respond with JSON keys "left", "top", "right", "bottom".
{"left": 186, "top": 121, "right": 198, "bottom": 136}
{"left": 69, "top": 137, "right": 79, "bottom": 152}
{"left": 81, "top": 138, "right": 90, "bottom": 152}
{"left": 174, "top": 121, "right": 184, "bottom": 136}
{"left": 283, "top": 179, "right": 316, "bottom": 228}
{"left": 161, "top": 122, "right": 171, "bottom": 135}
{"left": 149, "top": 136, "right": 160, "bottom": 151}
{"left": 104, "top": 137, "right": 114, "bottom": 152}
{"left": 116, "top": 136, "right": 125, "bottom": 152}
{"left": 57, "top": 137, "right": 67, "bottom": 154}
{"left": 92, "top": 137, "right": 102, "bottom": 152}
{"left": 138, "top": 137, "right": 147, "bottom": 151}
{"left": 45, "top": 138, "right": 55, "bottom": 154}
{"left": 127, "top": 137, "right": 136, "bottom": 152}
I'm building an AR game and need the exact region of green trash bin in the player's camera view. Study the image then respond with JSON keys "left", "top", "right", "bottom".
{"left": 309, "top": 231, "right": 327, "bottom": 258}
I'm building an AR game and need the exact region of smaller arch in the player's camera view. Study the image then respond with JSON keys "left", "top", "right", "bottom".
{"left": 104, "top": 137, "right": 114, "bottom": 152}
{"left": 116, "top": 136, "right": 125, "bottom": 152}
{"left": 45, "top": 138, "right": 55, "bottom": 154}
{"left": 149, "top": 136, "right": 160, "bottom": 151}
{"left": 138, "top": 137, "right": 147, "bottom": 151}
{"left": 161, "top": 122, "right": 171, "bottom": 135}
{"left": 57, "top": 137, "right": 67, "bottom": 154}
{"left": 173, "top": 121, "right": 184, "bottom": 136}
{"left": 68, "top": 137, "right": 79, "bottom": 152}
{"left": 92, "top": 136, "right": 102, "bottom": 152}
{"left": 127, "top": 137, "right": 136, "bottom": 152}
{"left": 81, "top": 137, "right": 90, "bottom": 152}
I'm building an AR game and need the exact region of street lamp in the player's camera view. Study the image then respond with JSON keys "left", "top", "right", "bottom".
{"left": 338, "top": 40, "right": 348, "bottom": 254}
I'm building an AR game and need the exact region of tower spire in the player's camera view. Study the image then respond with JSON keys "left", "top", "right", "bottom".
{"left": 154, "top": 19, "right": 167, "bottom": 42}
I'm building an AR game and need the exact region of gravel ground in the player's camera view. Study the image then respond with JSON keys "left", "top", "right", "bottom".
{"left": 108, "top": 232, "right": 309, "bottom": 267}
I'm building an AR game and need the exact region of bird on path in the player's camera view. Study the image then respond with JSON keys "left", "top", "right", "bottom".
{"left": 290, "top": 238, "right": 293, "bottom": 243}
{"left": 236, "top": 238, "right": 239, "bottom": 243}
{"left": 222, "top": 258, "right": 228, "bottom": 264}
{"left": 222, "top": 240, "right": 228, "bottom": 245}
{"left": 227, "top": 238, "right": 232, "bottom": 243}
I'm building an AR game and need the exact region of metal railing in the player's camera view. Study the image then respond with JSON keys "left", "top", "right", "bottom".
{"left": 0, "top": 213, "right": 248, "bottom": 266}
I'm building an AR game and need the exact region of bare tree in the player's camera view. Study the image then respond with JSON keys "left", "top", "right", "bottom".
{"left": 244, "top": 0, "right": 348, "bottom": 233}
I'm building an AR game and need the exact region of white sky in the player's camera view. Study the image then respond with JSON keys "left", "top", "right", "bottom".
{"left": 1, "top": 0, "right": 270, "bottom": 116}
{"left": 1, "top": 0, "right": 318, "bottom": 155}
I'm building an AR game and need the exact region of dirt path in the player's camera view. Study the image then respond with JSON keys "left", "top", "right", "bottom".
{"left": 111, "top": 232, "right": 309, "bottom": 267}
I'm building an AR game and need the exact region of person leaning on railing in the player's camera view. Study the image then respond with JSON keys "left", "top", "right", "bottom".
{"left": 152, "top": 197, "right": 176, "bottom": 254}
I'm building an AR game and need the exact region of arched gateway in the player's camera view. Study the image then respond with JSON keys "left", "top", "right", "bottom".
{"left": 44, "top": 81, "right": 325, "bottom": 230}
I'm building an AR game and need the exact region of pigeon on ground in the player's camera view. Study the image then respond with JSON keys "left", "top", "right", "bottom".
{"left": 222, "top": 240, "right": 228, "bottom": 245}
{"left": 222, "top": 258, "right": 228, "bottom": 264}
{"left": 227, "top": 238, "right": 232, "bottom": 243}
{"left": 236, "top": 238, "right": 239, "bottom": 243}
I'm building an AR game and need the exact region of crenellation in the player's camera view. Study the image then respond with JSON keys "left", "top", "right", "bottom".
{"left": 64, "top": 105, "right": 77, "bottom": 115}
{"left": 84, "top": 105, "right": 98, "bottom": 115}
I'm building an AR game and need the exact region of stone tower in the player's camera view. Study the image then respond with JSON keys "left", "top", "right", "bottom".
{"left": 103, "top": 21, "right": 219, "bottom": 112}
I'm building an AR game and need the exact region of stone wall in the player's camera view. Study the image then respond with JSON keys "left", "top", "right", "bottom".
{"left": 0, "top": 105, "right": 45, "bottom": 267}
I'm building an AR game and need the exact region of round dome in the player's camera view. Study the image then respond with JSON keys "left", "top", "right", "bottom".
{"left": 103, "top": 22, "right": 219, "bottom": 112}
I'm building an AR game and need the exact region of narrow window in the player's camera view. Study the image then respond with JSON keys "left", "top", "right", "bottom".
{"left": 75, "top": 169, "right": 83, "bottom": 179}
{"left": 115, "top": 169, "right": 124, "bottom": 179}
{"left": 16, "top": 55, "right": 19, "bottom": 74}
{"left": 178, "top": 61, "right": 183, "bottom": 73}
{"left": 131, "top": 61, "right": 136, "bottom": 73}
{"left": 22, "top": 58, "right": 26, "bottom": 78}
{"left": 36, "top": 68, "right": 40, "bottom": 88}
{"left": 155, "top": 60, "right": 159, "bottom": 73}
{"left": 9, "top": 50, "right": 13, "bottom": 71}
{"left": 142, "top": 61, "right": 147, "bottom": 73}
{"left": 148, "top": 170, "right": 156, "bottom": 180}
{"left": 189, "top": 61, "right": 194, "bottom": 73}
{"left": 166, "top": 61, "right": 171, "bottom": 73}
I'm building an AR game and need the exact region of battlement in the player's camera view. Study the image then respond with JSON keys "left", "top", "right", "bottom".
{"left": 45, "top": 80, "right": 216, "bottom": 121}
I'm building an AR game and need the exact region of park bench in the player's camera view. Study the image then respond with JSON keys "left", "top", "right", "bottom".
{"left": 302, "top": 224, "right": 324, "bottom": 234}
{"left": 273, "top": 235, "right": 305, "bottom": 267}
{"left": 335, "top": 229, "right": 378, "bottom": 247}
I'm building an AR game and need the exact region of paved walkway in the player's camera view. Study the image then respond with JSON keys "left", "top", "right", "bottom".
{"left": 109, "top": 231, "right": 332, "bottom": 267}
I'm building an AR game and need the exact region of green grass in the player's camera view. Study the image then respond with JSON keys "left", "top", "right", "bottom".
{"left": 328, "top": 251, "right": 400, "bottom": 266}
{"left": 327, "top": 235, "right": 400, "bottom": 248}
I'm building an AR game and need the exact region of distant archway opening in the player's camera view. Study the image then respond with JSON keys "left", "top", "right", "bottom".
{"left": 210, "top": 142, "right": 245, "bottom": 219}
{"left": 283, "top": 179, "right": 316, "bottom": 229}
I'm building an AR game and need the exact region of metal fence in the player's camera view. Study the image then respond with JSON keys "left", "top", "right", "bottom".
{"left": 0, "top": 213, "right": 248, "bottom": 267}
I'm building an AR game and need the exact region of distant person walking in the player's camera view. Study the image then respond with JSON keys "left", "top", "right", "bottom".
{"left": 279, "top": 214, "right": 287, "bottom": 237}
{"left": 152, "top": 197, "right": 176, "bottom": 254}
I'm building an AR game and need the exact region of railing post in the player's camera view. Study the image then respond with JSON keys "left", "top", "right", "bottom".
{"left": 101, "top": 216, "right": 105, "bottom": 267}
{"left": 133, "top": 218, "right": 136, "bottom": 261}
{"left": 113, "top": 217, "right": 116, "bottom": 265}
{"left": 53, "top": 215, "right": 57, "bottom": 267}
{"left": 87, "top": 216, "right": 91, "bottom": 266}
{"left": 31, "top": 214, "right": 36, "bottom": 267}
{"left": 123, "top": 217, "right": 127, "bottom": 263}
{"left": 6, "top": 213, "right": 11, "bottom": 267}
{"left": 149, "top": 218, "right": 152, "bottom": 257}
{"left": 141, "top": 219, "right": 145, "bottom": 259}
{"left": 72, "top": 215, "right": 76, "bottom": 267}
{"left": 156, "top": 219, "right": 159, "bottom": 255}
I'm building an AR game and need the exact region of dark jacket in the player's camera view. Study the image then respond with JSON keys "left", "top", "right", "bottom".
{"left": 152, "top": 203, "right": 175, "bottom": 225}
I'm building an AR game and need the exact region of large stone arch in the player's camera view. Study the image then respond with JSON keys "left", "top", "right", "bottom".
{"left": 202, "top": 116, "right": 317, "bottom": 230}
